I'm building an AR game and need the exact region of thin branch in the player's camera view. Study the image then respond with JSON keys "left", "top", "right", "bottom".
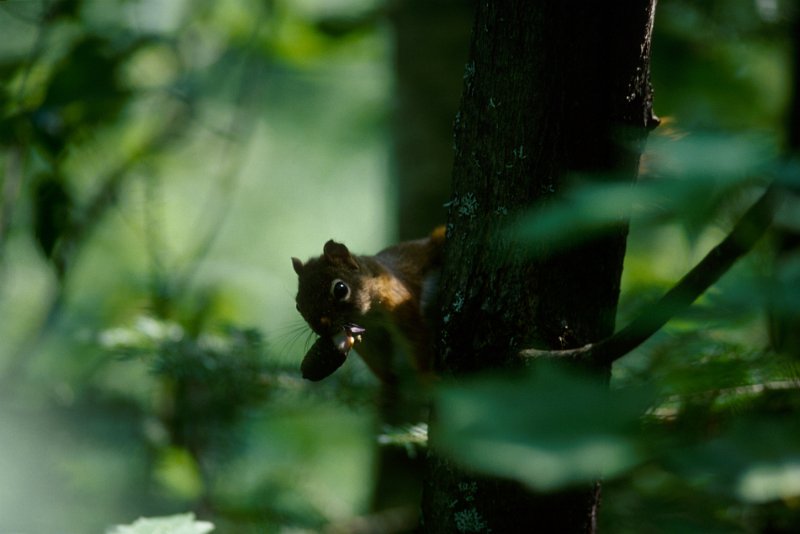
{"left": 520, "top": 182, "right": 780, "bottom": 366}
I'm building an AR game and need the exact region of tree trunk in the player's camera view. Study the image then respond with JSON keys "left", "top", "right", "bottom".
{"left": 422, "top": 2, "right": 658, "bottom": 532}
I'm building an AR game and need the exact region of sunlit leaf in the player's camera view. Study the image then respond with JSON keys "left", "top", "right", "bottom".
{"left": 154, "top": 447, "right": 204, "bottom": 500}
{"left": 738, "top": 462, "right": 800, "bottom": 503}
{"left": 107, "top": 513, "right": 214, "bottom": 534}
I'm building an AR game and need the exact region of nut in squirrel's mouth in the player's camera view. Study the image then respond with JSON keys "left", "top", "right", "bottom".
{"left": 332, "top": 323, "right": 365, "bottom": 354}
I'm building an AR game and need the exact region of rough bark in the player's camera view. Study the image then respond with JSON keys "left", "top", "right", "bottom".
{"left": 422, "top": 2, "right": 658, "bottom": 532}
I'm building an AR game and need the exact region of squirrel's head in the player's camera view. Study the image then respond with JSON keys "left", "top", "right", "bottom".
{"left": 292, "top": 240, "right": 370, "bottom": 337}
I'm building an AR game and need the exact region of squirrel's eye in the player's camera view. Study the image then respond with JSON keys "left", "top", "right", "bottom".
{"left": 330, "top": 279, "right": 350, "bottom": 301}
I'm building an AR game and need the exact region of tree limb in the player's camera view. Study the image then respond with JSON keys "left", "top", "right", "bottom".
{"left": 520, "top": 182, "right": 780, "bottom": 366}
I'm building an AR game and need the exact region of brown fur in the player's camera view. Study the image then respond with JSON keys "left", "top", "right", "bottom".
{"left": 292, "top": 227, "right": 445, "bottom": 381}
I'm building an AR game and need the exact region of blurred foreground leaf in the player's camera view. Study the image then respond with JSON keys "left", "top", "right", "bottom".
{"left": 436, "top": 364, "right": 654, "bottom": 490}
{"left": 512, "top": 133, "right": 777, "bottom": 253}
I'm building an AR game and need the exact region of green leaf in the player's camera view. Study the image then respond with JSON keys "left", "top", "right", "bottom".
{"left": 511, "top": 133, "right": 776, "bottom": 253}
{"left": 154, "top": 448, "right": 204, "bottom": 500}
{"left": 435, "top": 364, "right": 654, "bottom": 490}
{"left": 107, "top": 513, "right": 214, "bottom": 534}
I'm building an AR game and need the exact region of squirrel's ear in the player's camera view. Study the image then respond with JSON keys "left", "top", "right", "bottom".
{"left": 323, "top": 240, "right": 359, "bottom": 270}
{"left": 291, "top": 257, "right": 304, "bottom": 275}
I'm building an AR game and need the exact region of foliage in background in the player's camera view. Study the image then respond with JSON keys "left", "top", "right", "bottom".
{"left": 0, "top": 0, "right": 387, "bottom": 531}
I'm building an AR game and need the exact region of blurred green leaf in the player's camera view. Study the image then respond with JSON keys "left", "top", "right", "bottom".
{"left": 513, "top": 133, "right": 776, "bottom": 254}
{"left": 154, "top": 447, "right": 205, "bottom": 500}
{"left": 436, "top": 364, "right": 654, "bottom": 490}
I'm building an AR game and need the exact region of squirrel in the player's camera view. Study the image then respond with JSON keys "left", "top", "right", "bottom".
{"left": 291, "top": 226, "right": 445, "bottom": 382}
